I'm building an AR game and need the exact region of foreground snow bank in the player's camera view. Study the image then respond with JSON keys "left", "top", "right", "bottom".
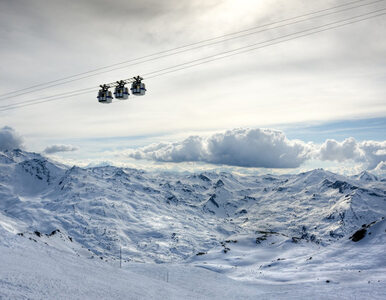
{"left": 0, "top": 226, "right": 235, "bottom": 299}
{"left": 1, "top": 223, "right": 385, "bottom": 299}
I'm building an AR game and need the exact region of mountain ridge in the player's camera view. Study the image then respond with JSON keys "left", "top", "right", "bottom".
{"left": 1, "top": 149, "right": 385, "bottom": 263}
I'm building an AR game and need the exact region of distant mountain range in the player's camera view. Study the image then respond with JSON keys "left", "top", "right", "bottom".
{"left": 1, "top": 149, "right": 385, "bottom": 264}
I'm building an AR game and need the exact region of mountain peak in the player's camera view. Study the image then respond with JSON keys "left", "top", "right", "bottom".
{"left": 354, "top": 170, "right": 378, "bottom": 181}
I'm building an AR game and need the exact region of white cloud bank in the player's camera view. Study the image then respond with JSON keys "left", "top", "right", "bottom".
{"left": 129, "top": 128, "right": 312, "bottom": 168}
{"left": 2, "top": 125, "right": 385, "bottom": 173}
{"left": 127, "top": 128, "right": 386, "bottom": 170}
{"left": 318, "top": 138, "right": 386, "bottom": 170}
{"left": 43, "top": 144, "right": 78, "bottom": 154}
{"left": 0, "top": 126, "right": 23, "bottom": 151}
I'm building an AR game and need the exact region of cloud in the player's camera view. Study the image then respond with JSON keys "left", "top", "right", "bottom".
{"left": 318, "top": 137, "right": 362, "bottom": 162}
{"left": 0, "top": 126, "right": 23, "bottom": 151}
{"left": 43, "top": 144, "right": 78, "bottom": 154}
{"left": 128, "top": 128, "right": 312, "bottom": 168}
{"left": 318, "top": 138, "right": 386, "bottom": 170}
{"left": 359, "top": 140, "right": 386, "bottom": 170}
{"left": 126, "top": 128, "right": 386, "bottom": 170}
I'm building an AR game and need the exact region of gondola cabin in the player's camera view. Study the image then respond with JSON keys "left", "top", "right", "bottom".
{"left": 114, "top": 86, "right": 129, "bottom": 100}
{"left": 131, "top": 76, "right": 146, "bottom": 96}
{"left": 97, "top": 85, "right": 113, "bottom": 104}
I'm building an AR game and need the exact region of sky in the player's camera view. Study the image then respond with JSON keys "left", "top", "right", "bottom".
{"left": 0, "top": 0, "right": 385, "bottom": 175}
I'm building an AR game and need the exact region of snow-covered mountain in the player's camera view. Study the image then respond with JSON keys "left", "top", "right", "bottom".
{"left": 1, "top": 149, "right": 385, "bottom": 298}
{"left": 352, "top": 170, "right": 379, "bottom": 182}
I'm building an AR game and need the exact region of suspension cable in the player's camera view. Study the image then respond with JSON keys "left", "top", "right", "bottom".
{"left": 0, "top": 9, "right": 384, "bottom": 112}
{"left": 0, "top": 0, "right": 382, "bottom": 101}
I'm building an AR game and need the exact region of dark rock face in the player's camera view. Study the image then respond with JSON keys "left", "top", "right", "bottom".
{"left": 350, "top": 228, "right": 367, "bottom": 242}
{"left": 48, "top": 229, "right": 61, "bottom": 236}
{"left": 198, "top": 174, "right": 211, "bottom": 182}
{"left": 214, "top": 180, "right": 224, "bottom": 188}
{"left": 236, "top": 209, "right": 248, "bottom": 215}
{"left": 166, "top": 194, "right": 178, "bottom": 204}
{"left": 209, "top": 194, "right": 219, "bottom": 208}
{"left": 20, "top": 159, "right": 52, "bottom": 183}
{"left": 327, "top": 180, "right": 358, "bottom": 193}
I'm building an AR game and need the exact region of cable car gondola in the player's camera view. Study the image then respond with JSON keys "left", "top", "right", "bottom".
{"left": 97, "top": 84, "right": 113, "bottom": 104}
{"left": 114, "top": 80, "right": 129, "bottom": 100}
{"left": 131, "top": 76, "right": 146, "bottom": 96}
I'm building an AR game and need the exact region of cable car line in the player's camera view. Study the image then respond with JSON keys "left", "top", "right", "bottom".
{"left": 0, "top": 90, "right": 95, "bottom": 112}
{"left": 0, "top": 0, "right": 382, "bottom": 101}
{"left": 0, "top": 87, "right": 97, "bottom": 110}
{"left": 98, "top": 8, "right": 386, "bottom": 104}
{"left": 0, "top": 9, "right": 384, "bottom": 112}
{"left": 0, "top": 79, "right": 136, "bottom": 109}
{"left": 87, "top": 0, "right": 386, "bottom": 89}
{"left": 4, "top": 4, "right": 382, "bottom": 107}
{"left": 144, "top": 11, "right": 386, "bottom": 81}
{"left": 106, "top": 9, "right": 386, "bottom": 87}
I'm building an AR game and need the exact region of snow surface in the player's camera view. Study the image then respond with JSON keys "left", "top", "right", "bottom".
{"left": 0, "top": 149, "right": 385, "bottom": 299}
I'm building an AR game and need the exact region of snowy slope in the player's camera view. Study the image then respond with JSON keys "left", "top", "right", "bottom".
{"left": 1, "top": 221, "right": 385, "bottom": 299}
{"left": 0, "top": 225, "right": 249, "bottom": 299}
{"left": 192, "top": 219, "right": 386, "bottom": 283}
{"left": 1, "top": 149, "right": 385, "bottom": 298}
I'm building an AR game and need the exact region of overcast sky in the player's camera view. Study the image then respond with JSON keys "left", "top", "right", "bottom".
{"left": 0, "top": 0, "right": 385, "bottom": 174}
